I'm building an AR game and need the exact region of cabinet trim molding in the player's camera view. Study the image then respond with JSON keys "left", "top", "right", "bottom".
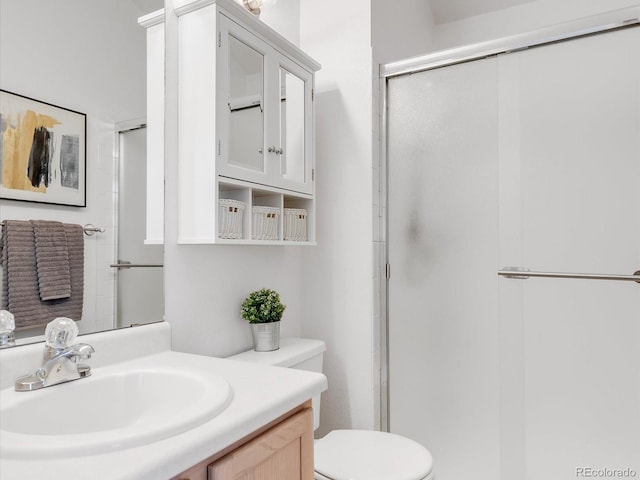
{"left": 174, "top": 0, "right": 321, "bottom": 72}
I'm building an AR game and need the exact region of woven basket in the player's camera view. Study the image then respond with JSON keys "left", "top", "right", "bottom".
{"left": 252, "top": 206, "right": 280, "bottom": 240}
{"left": 283, "top": 208, "right": 307, "bottom": 241}
{"left": 218, "top": 199, "right": 245, "bottom": 239}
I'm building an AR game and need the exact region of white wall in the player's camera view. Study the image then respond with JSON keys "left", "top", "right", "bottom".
{"left": 163, "top": 0, "right": 380, "bottom": 437}
{"left": 372, "top": 0, "right": 435, "bottom": 65}
{"left": 299, "top": 0, "right": 377, "bottom": 436}
{"left": 0, "top": 0, "right": 150, "bottom": 335}
{"left": 434, "top": 0, "right": 640, "bottom": 50}
{"left": 259, "top": 0, "right": 300, "bottom": 46}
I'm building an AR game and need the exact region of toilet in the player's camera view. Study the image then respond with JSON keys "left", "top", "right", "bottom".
{"left": 228, "top": 338, "right": 434, "bottom": 480}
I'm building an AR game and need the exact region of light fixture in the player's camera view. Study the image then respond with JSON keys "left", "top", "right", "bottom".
{"left": 243, "top": 0, "right": 262, "bottom": 16}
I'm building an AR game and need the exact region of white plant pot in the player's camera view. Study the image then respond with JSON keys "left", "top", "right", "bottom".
{"left": 250, "top": 321, "right": 280, "bottom": 352}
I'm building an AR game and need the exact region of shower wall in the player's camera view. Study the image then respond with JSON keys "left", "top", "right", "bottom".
{"left": 387, "top": 26, "right": 640, "bottom": 480}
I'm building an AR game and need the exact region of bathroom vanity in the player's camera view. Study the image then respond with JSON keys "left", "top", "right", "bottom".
{"left": 0, "top": 322, "right": 327, "bottom": 480}
{"left": 175, "top": 402, "right": 313, "bottom": 479}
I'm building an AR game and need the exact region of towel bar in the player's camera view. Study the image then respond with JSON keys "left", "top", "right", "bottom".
{"left": 110, "top": 262, "right": 163, "bottom": 269}
{"left": 81, "top": 224, "right": 105, "bottom": 236}
{"left": 0, "top": 221, "right": 105, "bottom": 237}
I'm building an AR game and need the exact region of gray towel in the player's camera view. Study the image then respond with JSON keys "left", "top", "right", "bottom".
{"left": 31, "top": 220, "right": 71, "bottom": 301}
{"left": 1, "top": 220, "right": 84, "bottom": 330}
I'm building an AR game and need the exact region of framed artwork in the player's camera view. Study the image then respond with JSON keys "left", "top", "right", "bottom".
{"left": 0, "top": 89, "right": 86, "bottom": 207}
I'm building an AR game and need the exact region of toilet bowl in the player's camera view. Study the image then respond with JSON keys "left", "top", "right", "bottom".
{"left": 228, "top": 338, "right": 434, "bottom": 480}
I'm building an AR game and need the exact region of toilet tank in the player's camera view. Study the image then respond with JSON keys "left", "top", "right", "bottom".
{"left": 227, "top": 338, "right": 326, "bottom": 430}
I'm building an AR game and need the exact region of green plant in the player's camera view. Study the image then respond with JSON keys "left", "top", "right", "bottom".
{"left": 241, "top": 288, "right": 286, "bottom": 324}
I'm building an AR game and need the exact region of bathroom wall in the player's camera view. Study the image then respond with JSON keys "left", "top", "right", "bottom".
{"left": 164, "top": 0, "right": 396, "bottom": 437}
{"left": 0, "top": 0, "right": 149, "bottom": 335}
{"left": 297, "top": 0, "right": 378, "bottom": 436}
{"left": 259, "top": 0, "right": 300, "bottom": 46}
{"left": 372, "top": 0, "right": 435, "bottom": 65}
{"left": 164, "top": 0, "right": 640, "bottom": 440}
{"left": 433, "top": 0, "right": 640, "bottom": 49}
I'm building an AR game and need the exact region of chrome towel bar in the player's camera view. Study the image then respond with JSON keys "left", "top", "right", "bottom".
{"left": 110, "top": 262, "right": 163, "bottom": 269}
{"left": 81, "top": 224, "right": 105, "bottom": 236}
{"left": 498, "top": 267, "right": 640, "bottom": 283}
{"left": 0, "top": 221, "right": 105, "bottom": 237}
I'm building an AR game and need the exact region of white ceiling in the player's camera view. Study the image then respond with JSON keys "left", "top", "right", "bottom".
{"left": 428, "top": 0, "right": 537, "bottom": 24}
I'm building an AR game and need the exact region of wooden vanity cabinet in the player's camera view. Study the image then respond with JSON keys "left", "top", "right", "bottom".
{"left": 173, "top": 402, "right": 314, "bottom": 480}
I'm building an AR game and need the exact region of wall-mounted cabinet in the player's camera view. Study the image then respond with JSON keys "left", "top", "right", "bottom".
{"left": 175, "top": 0, "right": 320, "bottom": 245}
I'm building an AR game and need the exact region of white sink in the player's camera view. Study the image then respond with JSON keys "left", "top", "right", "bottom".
{"left": 0, "top": 359, "right": 232, "bottom": 459}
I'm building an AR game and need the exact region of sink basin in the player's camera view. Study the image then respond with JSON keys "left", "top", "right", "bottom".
{"left": 0, "top": 361, "right": 232, "bottom": 458}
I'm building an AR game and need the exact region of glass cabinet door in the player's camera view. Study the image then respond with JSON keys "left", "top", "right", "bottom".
{"left": 218, "top": 15, "right": 269, "bottom": 184}
{"left": 218, "top": 14, "right": 313, "bottom": 195}
{"left": 279, "top": 68, "right": 305, "bottom": 183}
{"left": 273, "top": 56, "right": 313, "bottom": 194}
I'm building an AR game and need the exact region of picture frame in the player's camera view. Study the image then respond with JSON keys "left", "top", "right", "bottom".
{"left": 0, "top": 89, "right": 86, "bottom": 207}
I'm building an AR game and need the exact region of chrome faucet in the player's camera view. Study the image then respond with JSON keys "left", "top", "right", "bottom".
{"left": 15, "top": 318, "right": 95, "bottom": 392}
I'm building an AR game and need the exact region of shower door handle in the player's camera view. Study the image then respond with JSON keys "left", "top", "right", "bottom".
{"left": 498, "top": 267, "right": 640, "bottom": 283}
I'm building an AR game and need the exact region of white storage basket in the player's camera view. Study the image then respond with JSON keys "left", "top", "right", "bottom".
{"left": 252, "top": 206, "right": 280, "bottom": 241}
{"left": 218, "top": 199, "right": 245, "bottom": 239}
{"left": 283, "top": 208, "right": 307, "bottom": 241}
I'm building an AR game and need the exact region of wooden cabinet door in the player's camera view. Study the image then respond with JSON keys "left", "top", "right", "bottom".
{"left": 208, "top": 408, "right": 313, "bottom": 480}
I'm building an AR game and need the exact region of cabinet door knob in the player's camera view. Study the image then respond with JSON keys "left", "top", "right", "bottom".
{"left": 268, "top": 146, "right": 277, "bottom": 153}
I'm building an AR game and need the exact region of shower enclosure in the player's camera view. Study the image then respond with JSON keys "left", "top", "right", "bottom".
{"left": 384, "top": 14, "right": 640, "bottom": 480}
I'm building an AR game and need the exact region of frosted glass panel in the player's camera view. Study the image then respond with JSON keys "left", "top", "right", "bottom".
{"left": 387, "top": 25, "right": 640, "bottom": 480}
{"left": 387, "top": 57, "right": 501, "bottom": 480}
{"left": 501, "top": 27, "right": 640, "bottom": 479}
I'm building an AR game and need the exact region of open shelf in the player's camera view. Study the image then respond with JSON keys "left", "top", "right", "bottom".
{"left": 213, "top": 178, "right": 315, "bottom": 245}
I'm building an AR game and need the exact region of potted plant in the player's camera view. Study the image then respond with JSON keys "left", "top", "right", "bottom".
{"left": 241, "top": 288, "right": 286, "bottom": 351}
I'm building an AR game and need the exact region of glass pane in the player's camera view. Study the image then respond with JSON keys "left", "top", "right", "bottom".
{"left": 508, "top": 27, "right": 640, "bottom": 479}
{"left": 228, "top": 35, "right": 264, "bottom": 172}
{"left": 387, "top": 57, "right": 501, "bottom": 480}
{"left": 279, "top": 68, "right": 305, "bottom": 183}
{"left": 117, "top": 128, "right": 164, "bottom": 328}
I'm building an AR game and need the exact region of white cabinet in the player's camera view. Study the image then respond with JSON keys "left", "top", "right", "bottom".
{"left": 138, "top": 9, "right": 165, "bottom": 245}
{"left": 175, "top": 0, "right": 320, "bottom": 245}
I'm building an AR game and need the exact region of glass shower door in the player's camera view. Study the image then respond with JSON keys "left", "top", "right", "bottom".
{"left": 387, "top": 56, "right": 502, "bottom": 480}
{"left": 387, "top": 24, "right": 640, "bottom": 480}
{"left": 116, "top": 127, "right": 164, "bottom": 328}
{"left": 497, "top": 26, "right": 640, "bottom": 479}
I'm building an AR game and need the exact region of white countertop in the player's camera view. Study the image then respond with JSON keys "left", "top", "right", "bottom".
{"left": 0, "top": 323, "right": 327, "bottom": 480}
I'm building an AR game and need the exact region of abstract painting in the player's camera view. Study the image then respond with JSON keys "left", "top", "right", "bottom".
{"left": 0, "top": 90, "right": 86, "bottom": 207}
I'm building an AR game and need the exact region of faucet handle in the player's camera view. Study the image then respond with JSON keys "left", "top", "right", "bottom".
{"left": 0, "top": 310, "right": 16, "bottom": 348}
{"left": 45, "top": 317, "right": 79, "bottom": 349}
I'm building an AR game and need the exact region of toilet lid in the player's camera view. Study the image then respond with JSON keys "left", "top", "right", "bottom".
{"left": 314, "top": 430, "right": 433, "bottom": 480}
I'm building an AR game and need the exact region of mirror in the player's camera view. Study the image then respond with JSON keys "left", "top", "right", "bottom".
{"left": 279, "top": 68, "right": 305, "bottom": 183}
{"left": 228, "top": 34, "right": 265, "bottom": 172}
{"left": 0, "top": 0, "right": 164, "bottom": 346}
